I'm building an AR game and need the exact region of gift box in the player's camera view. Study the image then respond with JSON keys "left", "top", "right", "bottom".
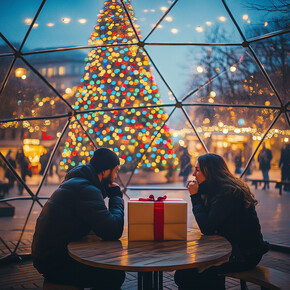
{"left": 128, "top": 195, "right": 187, "bottom": 241}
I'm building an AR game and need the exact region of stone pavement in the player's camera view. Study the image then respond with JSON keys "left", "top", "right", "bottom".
{"left": 0, "top": 180, "right": 290, "bottom": 289}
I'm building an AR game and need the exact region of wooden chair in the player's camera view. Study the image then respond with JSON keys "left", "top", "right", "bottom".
{"left": 224, "top": 265, "right": 290, "bottom": 290}
{"left": 43, "top": 279, "right": 83, "bottom": 290}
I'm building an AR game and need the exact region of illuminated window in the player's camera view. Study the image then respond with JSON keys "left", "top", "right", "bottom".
{"left": 47, "top": 67, "right": 57, "bottom": 77}
{"left": 59, "top": 66, "right": 66, "bottom": 75}
{"left": 47, "top": 67, "right": 53, "bottom": 77}
{"left": 41, "top": 67, "right": 46, "bottom": 76}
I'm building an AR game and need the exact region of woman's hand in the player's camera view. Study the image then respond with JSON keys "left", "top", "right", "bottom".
{"left": 186, "top": 180, "right": 199, "bottom": 195}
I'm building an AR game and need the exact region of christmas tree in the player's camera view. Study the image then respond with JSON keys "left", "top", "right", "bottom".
{"left": 61, "top": 0, "right": 178, "bottom": 173}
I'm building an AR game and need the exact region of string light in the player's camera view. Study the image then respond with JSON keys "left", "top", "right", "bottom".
{"left": 196, "top": 66, "right": 204, "bottom": 73}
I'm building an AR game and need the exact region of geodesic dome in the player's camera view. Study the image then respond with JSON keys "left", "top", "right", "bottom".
{"left": 0, "top": 0, "right": 289, "bottom": 260}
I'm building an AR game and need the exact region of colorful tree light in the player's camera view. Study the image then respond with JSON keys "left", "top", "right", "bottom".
{"left": 62, "top": 0, "right": 178, "bottom": 172}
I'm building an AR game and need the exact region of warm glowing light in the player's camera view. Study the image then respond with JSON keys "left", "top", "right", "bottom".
{"left": 165, "top": 16, "right": 173, "bottom": 22}
{"left": 179, "top": 140, "right": 185, "bottom": 146}
{"left": 219, "top": 16, "right": 226, "bottom": 22}
{"left": 230, "top": 66, "right": 237, "bottom": 72}
{"left": 208, "top": 98, "right": 214, "bottom": 103}
{"left": 285, "top": 138, "right": 289, "bottom": 142}
{"left": 242, "top": 14, "right": 248, "bottom": 20}
{"left": 210, "top": 91, "right": 216, "bottom": 98}
{"left": 47, "top": 23, "right": 55, "bottom": 27}
{"left": 160, "top": 6, "right": 167, "bottom": 12}
{"left": 78, "top": 18, "right": 87, "bottom": 24}
{"left": 65, "top": 88, "right": 72, "bottom": 94}
{"left": 196, "top": 143, "right": 202, "bottom": 150}
{"left": 265, "top": 101, "right": 270, "bottom": 106}
{"left": 21, "top": 75, "right": 27, "bottom": 80}
{"left": 62, "top": 17, "right": 71, "bottom": 24}
{"left": 196, "top": 66, "right": 204, "bottom": 73}
{"left": 15, "top": 68, "right": 27, "bottom": 78}
{"left": 195, "top": 26, "right": 203, "bottom": 32}
{"left": 247, "top": 20, "right": 251, "bottom": 24}
{"left": 218, "top": 122, "right": 224, "bottom": 127}
{"left": 95, "top": 39, "right": 104, "bottom": 46}
{"left": 171, "top": 28, "right": 178, "bottom": 34}
{"left": 205, "top": 21, "right": 212, "bottom": 26}
{"left": 33, "top": 23, "right": 39, "bottom": 28}
{"left": 24, "top": 18, "right": 33, "bottom": 25}
{"left": 144, "top": 9, "right": 148, "bottom": 13}
{"left": 264, "top": 22, "right": 268, "bottom": 27}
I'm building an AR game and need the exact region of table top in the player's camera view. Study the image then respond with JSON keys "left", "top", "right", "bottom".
{"left": 68, "top": 229, "right": 232, "bottom": 272}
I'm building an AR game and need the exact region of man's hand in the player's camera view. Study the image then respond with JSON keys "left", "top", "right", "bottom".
{"left": 186, "top": 180, "right": 199, "bottom": 196}
{"left": 106, "top": 183, "right": 123, "bottom": 198}
{"left": 107, "top": 182, "right": 120, "bottom": 188}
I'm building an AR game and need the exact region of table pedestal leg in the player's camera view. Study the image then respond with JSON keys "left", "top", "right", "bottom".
{"left": 137, "top": 271, "right": 163, "bottom": 289}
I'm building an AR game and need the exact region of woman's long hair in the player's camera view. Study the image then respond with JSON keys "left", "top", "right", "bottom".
{"left": 198, "top": 153, "right": 257, "bottom": 207}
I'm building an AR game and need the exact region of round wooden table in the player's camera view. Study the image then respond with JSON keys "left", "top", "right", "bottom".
{"left": 68, "top": 229, "right": 232, "bottom": 289}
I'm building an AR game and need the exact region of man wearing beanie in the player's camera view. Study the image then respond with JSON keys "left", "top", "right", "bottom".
{"left": 32, "top": 147, "right": 125, "bottom": 289}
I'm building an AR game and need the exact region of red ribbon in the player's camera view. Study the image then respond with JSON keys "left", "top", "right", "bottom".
{"left": 154, "top": 202, "right": 164, "bottom": 240}
{"left": 138, "top": 195, "right": 167, "bottom": 240}
{"left": 138, "top": 194, "right": 167, "bottom": 201}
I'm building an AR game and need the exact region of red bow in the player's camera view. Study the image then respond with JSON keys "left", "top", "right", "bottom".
{"left": 139, "top": 194, "right": 167, "bottom": 201}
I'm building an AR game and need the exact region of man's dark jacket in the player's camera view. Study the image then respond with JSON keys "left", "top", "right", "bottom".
{"left": 191, "top": 181, "right": 269, "bottom": 262}
{"left": 31, "top": 164, "right": 124, "bottom": 273}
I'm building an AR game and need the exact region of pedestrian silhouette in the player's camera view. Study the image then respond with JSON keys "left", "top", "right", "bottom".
{"left": 4, "top": 150, "right": 16, "bottom": 195}
{"left": 39, "top": 149, "right": 50, "bottom": 176}
{"left": 279, "top": 144, "right": 290, "bottom": 191}
{"left": 179, "top": 147, "right": 192, "bottom": 186}
{"left": 258, "top": 143, "right": 272, "bottom": 190}
{"left": 234, "top": 149, "right": 243, "bottom": 174}
{"left": 15, "top": 148, "right": 30, "bottom": 195}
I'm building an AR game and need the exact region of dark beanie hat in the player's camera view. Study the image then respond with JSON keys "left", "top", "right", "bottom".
{"left": 89, "top": 148, "right": 120, "bottom": 173}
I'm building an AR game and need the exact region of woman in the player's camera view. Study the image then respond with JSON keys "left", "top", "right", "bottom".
{"left": 175, "top": 153, "right": 269, "bottom": 290}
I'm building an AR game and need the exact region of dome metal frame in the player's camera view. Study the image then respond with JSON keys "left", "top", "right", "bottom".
{"left": 0, "top": 0, "right": 289, "bottom": 261}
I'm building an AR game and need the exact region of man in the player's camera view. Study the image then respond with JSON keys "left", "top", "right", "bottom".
{"left": 32, "top": 147, "right": 125, "bottom": 289}
{"left": 258, "top": 143, "right": 272, "bottom": 190}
